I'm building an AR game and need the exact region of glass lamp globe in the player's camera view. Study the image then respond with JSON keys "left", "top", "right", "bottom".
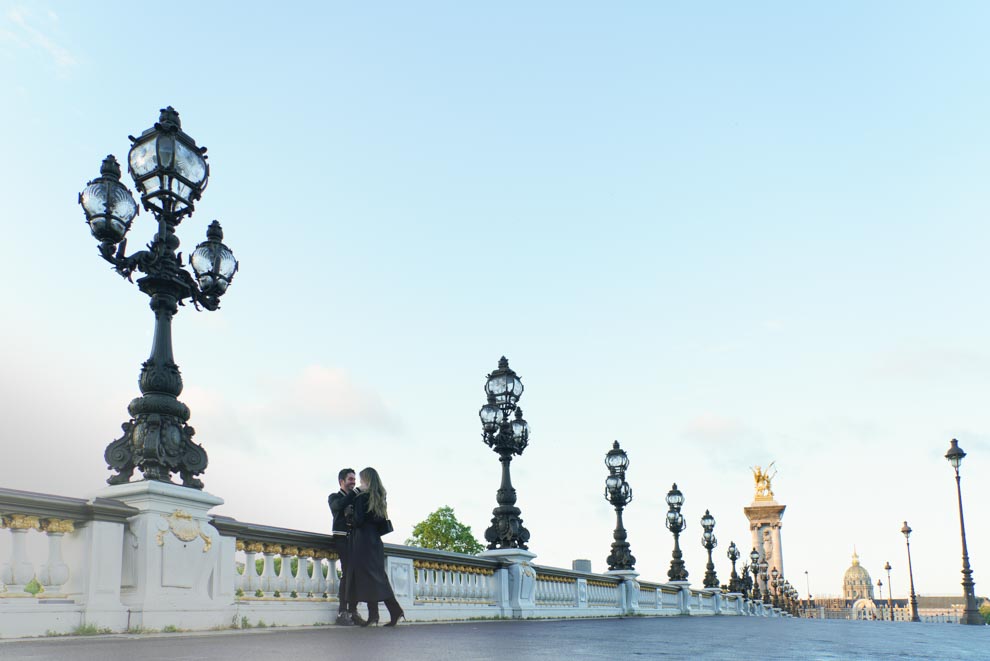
{"left": 665, "top": 484, "right": 684, "bottom": 510}
{"left": 484, "top": 357, "right": 523, "bottom": 409}
{"left": 945, "top": 438, "right": 966, "bottom": 469}
{"left": 701, "top": 509, "right": 715, "bottom": 531}
{"left": 191, "top": 221, "right": 237, "bottom": 297}
{"left": 479, "top": 399, "right": 503, "bottom": 432}
{"left": 128, "top": 106, "right": 209, "bottom": 219}
{"left": 511, "top": 410, "right": 529, "bottom": 443}
{"left": 605, "top": 475, "right": 621, "bottom": 492}
{"left": 79, "top": 155, "right": 138, "bottom": 244}
{"left": 605, "top": 441, "right": 629, "bottom": 471}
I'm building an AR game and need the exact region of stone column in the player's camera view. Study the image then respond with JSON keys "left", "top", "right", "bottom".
{"left": 771, "top": 524, "right": 784, "bottom": 577}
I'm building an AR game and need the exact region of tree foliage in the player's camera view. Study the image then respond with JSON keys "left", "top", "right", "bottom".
{"left": 406, "top": 506, "right": 484, "bottom": 555}
{"left": 980, "top": 600, "right": 990, "bottom": 624}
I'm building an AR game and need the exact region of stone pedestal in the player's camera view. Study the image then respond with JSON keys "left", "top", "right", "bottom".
{"left": 605, "top": 569, "right": 639, "bottom": 614}
{"left": 744, "top": 499, "right": 786, "bottom": 593}
{"left": 706, "top": 586, "right": 722, "bottom": 614}
{"left": 100, "top": 481, "right": 232, "bottom": 630}
{"left": 480, "top": 549, "right": 537, "bottom": 618}
{"left": 667, "top": 580, "right": 692, "bottom": 615}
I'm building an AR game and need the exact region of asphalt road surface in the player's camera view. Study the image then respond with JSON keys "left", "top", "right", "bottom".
{"left": 0, "top": 616, "right": 987, "bottom": 660}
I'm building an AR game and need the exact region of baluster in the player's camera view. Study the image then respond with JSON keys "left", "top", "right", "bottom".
{"left": 279, "top": 546, "right": 297, "bottom": 596}
{"left": 426, "top": 563, "right": 438, "bottom": 600}
{"left": 296, "top": 549, "right": 313, "bottom": 597}
{"left": 260, "top": 544, "right": 280, "bottom": 596}
{"left": 454, "top": 567, "right": 465, "bottom": 601}
{"left": 297, "top": 549, "right": 311, "bottom": 595}
{"left": 38, "top": 519, "right": 73, "bottom": 595}
{"left": 468, "top": 567, "right": 479, "bottom": 601}
{"left": 314, "top": 553, "right": 328, "bottom": 596}
{"left": 235, "top": 540, "right": 246, "bottom": 592}
{"left": 0, "top": 515, "right": 40, "bottom": 593}
{"left": 414, "top": 561, "right": 425, "bottom": 601}
{"left": 304, "top": 549, "right": 319, "bottom": 595}
{"left": 327, "top": 554, "right": 340, "bottom": 597}
{"left": 244, "top": 542, "right": 262, "bottom": 594}
{"left": 440, "top": 564, "right": 451, "bottom": 600}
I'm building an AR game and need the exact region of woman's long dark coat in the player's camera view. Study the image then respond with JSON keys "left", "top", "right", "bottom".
{"left": 345, "top": 492, "right": 395, "bottom": 604}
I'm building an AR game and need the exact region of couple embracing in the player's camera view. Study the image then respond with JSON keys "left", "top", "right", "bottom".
{"left": 328, "top": 467, "right": 405, "bottom": 627}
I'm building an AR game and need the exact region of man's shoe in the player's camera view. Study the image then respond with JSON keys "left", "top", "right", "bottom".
{"left": 335, "top": 612, "right": 354, "bottom": 626}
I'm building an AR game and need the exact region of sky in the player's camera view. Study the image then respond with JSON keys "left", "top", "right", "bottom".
{"left": 1, "top": 2, "right": 989, "bottom": 601}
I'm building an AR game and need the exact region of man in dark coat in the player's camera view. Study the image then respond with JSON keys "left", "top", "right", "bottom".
{"left": 328, "top": 468, "right": 357, "bottom": 625}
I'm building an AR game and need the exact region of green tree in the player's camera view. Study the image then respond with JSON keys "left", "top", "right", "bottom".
{"left": 979, "top": 599, "right": 990, "bottom": 625}
{"left": 406, "top": 506, "right": 484, "bottom": 555}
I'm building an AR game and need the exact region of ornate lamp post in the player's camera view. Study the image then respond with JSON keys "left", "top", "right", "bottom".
{"left": 604, "top": 441, "right": 635, "bottom": 570}
{"left": 479, "top": 357, "right": 530, "bottom": 549}
{"left": 700, "top": 510, "right": 718, "bottom": 588}
{"left": 883, "top": 560, "right": 907, "bottom": 622}
{"left": 726, "top": 541, "right": 741, "bottom": 592}
{"left": 944, "top": 439, "right": 983, "bottom": 625}
{"left": 901, "top": 521, "right": 920, "bottom": 622}
{"left": 740, "top": 563, "right": 753, "bottom": 599}
{"left": 760, "top": 560, "right": 771, "bottom": 604}
{"left": 770, "top": 567, "right": 780, "bottom": 608}
{"left": 750, "top": 548, "right": 762, "bottom": 602}
{"left": 664, "top": 484, "right": 688, "bottom": 581}
{"left": 79, "top": 107, "right": 237, "bottom": 489}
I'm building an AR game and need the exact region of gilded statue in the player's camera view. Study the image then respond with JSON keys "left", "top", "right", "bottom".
{"left": 751, "top": 462, "right": 776, "bottom": 500}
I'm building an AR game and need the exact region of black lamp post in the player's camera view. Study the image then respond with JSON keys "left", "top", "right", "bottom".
{"left": 740, "top": 563, "right": 753, "bottom": 599}
{"left": 700, "top": 509, "right": 718, "bottom": 588}
{"left": 884, "top": 561, "right": 893, "bottom": 621}
{"left": 79, "top": 107, "right": 237, "bottom": 489}
{"left": 901, "top": 521, "right": 920, "bottom": 622}
{"left": 944, "top": 439, "right": 983, "bottom": 625}
{"left": 770, "top": 567, "right": 780, "bottom": 608}
{"left": 665, "top": 484, "right": 688, "bottom": 581}
{"left": 750, "top": 548, "right": 762, "bottom": 602}
{"left": 727, "top": 541, "right": 741, "bottom": 592}
{"left": 760, "top": 560, "right": 771, "bottom": 605}
{"left": 479, "top": 357, "right": 530, "bottom": 550}
{"left": 604, "top": 441, "right": 635, "bottom": 570}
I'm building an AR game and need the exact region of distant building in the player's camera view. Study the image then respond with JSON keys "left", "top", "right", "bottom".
{"left": 797, "top": 551, "right": 988, "bottom": 622}
{"left": 842, "top": 551, "right": 874, "bottom": 601}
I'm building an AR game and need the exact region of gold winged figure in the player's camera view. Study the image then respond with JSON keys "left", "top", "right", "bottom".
{"left": 750, "top": 462, "right": 777, "bottom": 500}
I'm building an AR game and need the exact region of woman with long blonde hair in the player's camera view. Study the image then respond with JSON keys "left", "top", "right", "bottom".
{"left": 345, "top": 467, "right": 404, "bottom": 626}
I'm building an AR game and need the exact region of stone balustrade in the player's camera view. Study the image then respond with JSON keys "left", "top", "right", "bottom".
{"left": 0, "top": 485, "right": 788, "bottom": 637}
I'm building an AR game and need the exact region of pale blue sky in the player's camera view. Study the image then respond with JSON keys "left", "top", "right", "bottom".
{"left": 2, "top": 2, "right": 989, "bottom": 599}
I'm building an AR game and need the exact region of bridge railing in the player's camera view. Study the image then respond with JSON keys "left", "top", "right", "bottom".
{"left": 0, "top": 485, "right": 780, "bottom": 636}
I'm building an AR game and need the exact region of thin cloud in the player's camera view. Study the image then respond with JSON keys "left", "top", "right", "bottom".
{"left": 5, "top": 6, "right": 76, "bottom": 72}
{"left": 872, "top": 347, "right": 990, "bottom": 381}
{"left": 683, "top": 412, "right": 753, "bottom": 445}
{"left": 183, "top": 365, "right": 402, "bottom": 453}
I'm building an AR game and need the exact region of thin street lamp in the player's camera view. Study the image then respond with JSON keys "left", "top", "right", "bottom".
{"left": 944, "top": 439, "right": 983, "bottom": 625}
{"left": 901, "top": 521, "right": 920, "bottom": 622}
